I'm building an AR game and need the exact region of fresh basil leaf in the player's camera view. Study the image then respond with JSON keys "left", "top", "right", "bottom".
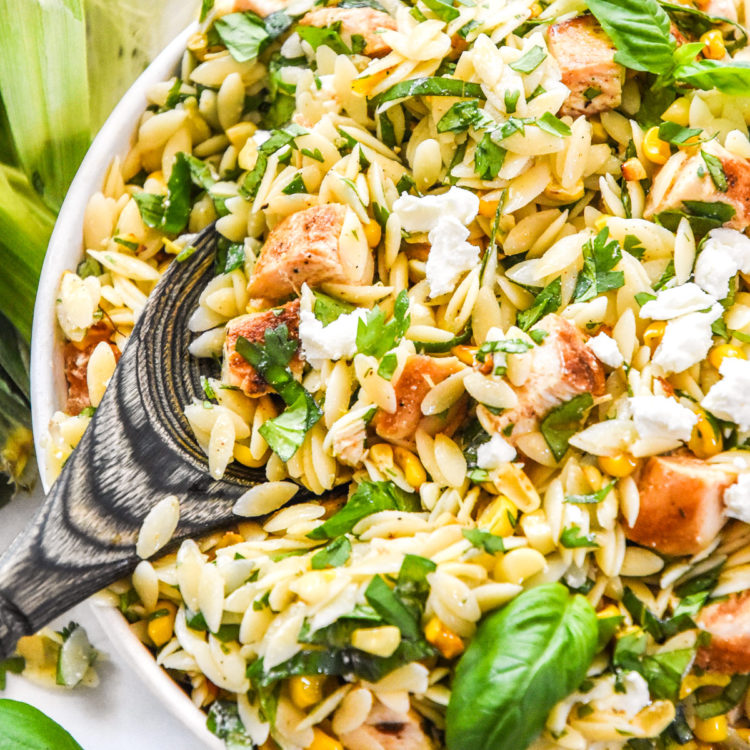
{"left": 635, "top": 291, "right": 657, "bottom": 306}
{"left": 653, "top": 259, "right": 675, "bottom": 291}
{"left": 509, "top": 45, "right": 547, "bottom": 73}
{"left": 657, "top": 121, "right": 702, "bottom": 145}
{"left": 77, "top": 256, "right": 103, "bottom": 279}
{"left": 560, "top": 525, "right": 599, "bottom": 548}
{"left": 504, "top": 89, "right": 520, "bottom": 113}
{"left": 573, "top": 227, "right": 624, "bottom": 303}
{"left": 260, "top": 123, "right": 306, "bottom": 156}
{"left": 0, "top": 699, "right": 84, "bottom": 750}
{"left": 596, "top": 613, "right": 623, "bottom": 651}
{"left": 661, "top": 0, "right": 748, "bottom": 52}
{"left": 214, "top": 12, "right": 270, "bottom": 63}
{"left": 307, "top": 480, "right": 419, "bottom": 539}
{"left": 446, "top": 583, "right": 598, "bottom": 750}
{"left": 281, "top": 173, "right": 306, "bottom": 194}
{"left": 200, "top": 0, "right": 215, "bottom": 22}
{"left": 338, "top": 0, "right": 386, "bottom": 8}
{"left": 564, "top": 483, "right": 613, "bottom": 504}
{"left": 297, "top": 21, "right": 352, "bottom": 54}
{"left": 674, "top": 57, "right": 750, "bottom": 94}
{"left": 583, "top": 86, "right": 601, "bottom": 101}
{"left": 517, "top": 277, "right": 562, "bottom": 331}
{"left": 414, "top": 323, "right": 472, "bottom": 353}
{"left": 313, "top": 290, "right": 355, "bottom": 326}
{"left": 356, "top": 290, "right": 410, "bottom": 358}
{"left": 474, "top": 132, "right": 507, "bottom": 180}
{"left": 641, "top": 648, "right": 694, "bottom": 701}
{"left": 674, "top": 561, "right": 723, "bottom": 597}
{"left": 240, "top": 152, "right": 269, "bottom": 199}
{"left": 437, "top": 100, "right": 493, "bottom": 134}
{"left": 529, "top": 329, "right": 548, "bottom": 344}
{"left": 0, "top": 657, "right": 24, "bottom": 690}
{"left": 365, "top": 575, "right": 422, "bottom": 640}
{"left": 133, "top": 151, "right": 191, "bottom": 234}
{"left": 259, "top": 389, "right": 321, "bottom": 461}
{"left": 206, "top": 700, "right": 253, "bottom": 748}
{"left": 395, "top": 554, "right": 436, "bottom": 619}
{"left": 182, "top": 152, "right": 216, "bottom": 190}
{"left": 535, "top": 112, "right": 572, "bottom": 137}
{"left": 423, "top": 0, "right": 459, "bottom": 21}
{"left": 476, "top": 338, "right": 532, "bottom": 362}
{"left": 311, "top": 536, "right": 352, "bottom": 569}
{"left": 586, "top": 0, "right": 675, "bottom": 74}
{"left": 540, "top": 392, "right": 594, "bottom": 461}
{"left": 373, "top": 77, "right": 486, "bottom": 105}
{"left": 377, "top": 352, "right": 398, "bottom": 380}
{"left": 701, "top": 150, "right": 728, "bottom": 192}
{"left": 463, "top": 528, "right": 505, "bottom": 553}
{"left": 695, "top": 674, "right": 750, "bottom": 719}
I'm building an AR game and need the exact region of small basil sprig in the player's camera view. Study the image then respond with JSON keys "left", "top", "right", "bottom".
{"left": 0, "top": 699, "right": 84, "bottom": 750}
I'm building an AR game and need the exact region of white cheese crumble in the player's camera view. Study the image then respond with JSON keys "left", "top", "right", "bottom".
{"left": 724, "top": 473, "right": 750, "bottom": 524}
{"left": 476, "top": 434, "right": 516, "bottom": 469}
{"left": 694, "top": 228, "right": 750, "bottom": 299}
{"left": 392, "top": 186, "right": 479, "bottom": 233}
{"left": 639, "top": 282, "right": 717, "bottom": 320}
{"left": 629, "top": 395, "right": 698, "bottom": 442}
{"left": 652, "top": 306, "right": 722, "bottom": 374}
{"left": 702, "top": 357, "right": 750, "bottom": 432}
{"left": 298, "top": 307, "right": 368, "bottom": 369}
{"left": 586, "top": 332, "right": 624, "bottom": 368}
{"left": 593, "top": 672, "right": 651, "bottom": 718}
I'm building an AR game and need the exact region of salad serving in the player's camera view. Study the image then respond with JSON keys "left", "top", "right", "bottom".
{"left": 42, "top": 0, "right": 750, "bottom": 747}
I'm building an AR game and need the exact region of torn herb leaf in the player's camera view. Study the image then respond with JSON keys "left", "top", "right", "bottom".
{"left": 311, "top": 536, "right": 352, "bottom": 569}
{"left": 701, "top": 150, "right": 728, "bottom": 192}
{"left": 560, "top": 526, "right": 600, "bottom": 548}
{"left": 564, "top": 483, "right": 613, "bottom": 504}
{"left": 463, "top": 528, "right": 505, "bottom": 554}
{"left": 573, "top": 228, "right": 624, "bottom": 303}
{"left": 517, "top": 277, "right": 562, "bottom": 331}
{"left": 356, "top": 290, "right": 410, "bottom": 358}
{"left": 214, "top": 12, "right": 270, "bottom": 63}
{"left": 540, "top": 392, "right": 594, "bottom": 461}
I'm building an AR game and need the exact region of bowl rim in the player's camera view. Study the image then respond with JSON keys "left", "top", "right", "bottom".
{"left": 30, "top": 22, "right": 223, "bottom": 749}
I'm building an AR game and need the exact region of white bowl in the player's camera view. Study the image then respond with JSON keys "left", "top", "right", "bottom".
{"left": 30, "top": 23, "right": 223, "bottom": 750}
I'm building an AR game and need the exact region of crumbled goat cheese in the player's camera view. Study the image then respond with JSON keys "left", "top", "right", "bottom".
{"left": 695, "top": 228, "right": 750, "bottom": 299}
{"left": 629, "top": 395, "right": 698, "bottom": 442}
{"left": 594, "top": 672, "right": 651, "bottom": 718}
{"left": 702, "top": 357, "right": 750, "bottom": 432}
{"left": 586, "top": 332, "right": 624, "bottom": 368}
{"left": 299, "top": 307, "right": 368, "bottom": 369}
{"left": 392, "top": 186, "right": 479, "bottom": 232}
{"left": 652, "top": 306, "right": 722, "bottom": 374}
{"left": 476, "top": 434, "right": 516, "bottom": 469}
{"left": 639, "top": 282, "right": 717, "bottom": 320}
{"left": 724, "top": 473, "right": 750, "bottom": 524}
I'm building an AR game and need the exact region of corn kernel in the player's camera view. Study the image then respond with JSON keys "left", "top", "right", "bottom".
{"left": 226, "top": 122, "right": 256, "bottom": 150}
{"left": 594, "top": 216, "right": 609, "bottom": 231}
{"left": 289, "top": 675, "right": 324, "bottom": 709}
{"left": 529, "top": 2, "right": 542, "bottom": 17}
{"left": 598, "top": 453, "right": 638, "bottom": 478}
{"left": 662, "top": 97, "right": 691, "bottom": 127}
{"left": 543, "top": 179, "right": 585, "bottom": 203}
{"left": 701, "top": 29, "right": 726, "bottom": 60}
{"left": 364, "top": 218, "right": 382, "bottom": 248}
{"left": 424, "top": 617, "right": 465, "bottom": 659}
{"left": 479, "top": 198, "right": 500, "bottom": 218}
{"left": 238, "top": 138, "right": 259, "bottom": 171}
{"left": 709, "top": 343, "right": 746, "bottom": 370}
{"left": 308, "top": 728, "right": 344, "bottom": 750}
{"left": 233, "top": 443, "right": 266, "bottom": 468}
{"left": 679, "top": 672, "right": 731, "bottom": 699}
{"left": 479, "top": 496, "right": 518, "bottom": 537}
{"left": 643, "top": 321, "right": 666, "bottom": 350}
{"left": 597, "top": 604, "right": 621, "bottom": 619}
{"left": 494, "top": 547, "right": 547, "bottom": 585}
{"left": 694, "top": 715, "right": 728, "bottom": 743}
{"left": 187, "top": 32, "right": 209, "bottom": 60}
{"left": 643, "top": 127, "right": 671, "bottom": 165}
{"left": 351, "top": 625, "right": 401, "bottom": 657}
{"left": 369, "top": 443, "right": 394, "bottom": 471}
{"left": 689, "top": 411, "right": 722, "bottom": 459}
{"left": 147, "top": 601, "right": 177, "bottom": 647}
{"left": 451, "top": 345, "right": 477, "bottom": 365}
{"left": 621, "top": 157, "right": 647, "bottom": 182}
{"left": 393, "top": 446, "right": 427, "bottom": 489}
{"left": 591, "top": 120, "right": 608, "bottom": 144}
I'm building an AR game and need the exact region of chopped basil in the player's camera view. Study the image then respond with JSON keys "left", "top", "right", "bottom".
{"left": 560, "top": 526, "right": 599, "bottom": 548}
{"left": 183, "top": 152, "right": 216, "bottom": 190}
{"left": 564, "top": 483, "right": 613, "bottom": 504}
{"left": 622, "top": 588, "right": 697, "bottom": 643}
{"left": 214, "top": 240, "right": 246, "bottom": 274}
{"left": 529, "top": 328, "right": 548, "bottom": 344}
{"left": 436, "top": 100, "right": 493, "bottom": 134}
{"left": 311, "top": 536, "right": 352, "bottom": 569}
{"left": 76, "top": 256, "right": 103, "bottom": 279}
{"left": 356, "top": 290, "right": 410, "bottom": 358}
{"left": 200, "top": 375, "right": 217, "bottom": 401}
{"left": 377, "top": 352, "right": 398, "bottom": 380}
{"left": 476, "top": 338, "right": 532, "bottom": 362}
{"left": 657, "top": 121, "right": 702, "bottom": 145}
{"left": 517, "top": 277, "right": 562, "bottom": 331}
{"left": 623, "top": 234, "right": 646, "bottom": 259}
{"left": 240, "top": 152, "right": 268, "bottom": 199}
{"left": 504, "top": 89, "right": 520, "bottom": 113}
{"left": 414, "top": 323, "right": 472, "bottom": 353}
{"left": 653, "top": 259, "right": 675, "bottom": 291}
{"left": 672, "top": 57, "right": 750, "bottom": 95}
{"left": 214, "top": 12, "right": 270, "bottom": 63}
{"left": 509, "top": 45, "right": 547, "bottom": 74}
{"left": 113, "top": 236, "right": 139, "bottom": 251}
{"left": 535, "top": 112, "right": 572, "bottom": 137}
{"left": 573, "top": 227, "right": 625, "bottom": 303}
{"left": 301, "top": 147, "right": 324, "bottom": 162}
{"left": 297, "top": 22, "right": 360, "bottom": 54}
{"left": 462, "top": 528, "right": 505, "bottom": 554}
{"left": 540, "top": 392, "right": 594, "bottom": 461}
{"left": 373, "top": 77, "right": 485, "bottom": 105}
{"left": 422, "top": 0, "right": 459, "bottom": 22}
{"left": 206, "top": 700, "right": 254, "bottom": 747}
{"left": 200, "top": 0, "right": 215, "bottom": 22}
{"left": 583, "top": 86, "right": 601, "bottom": 101}
{"left": 281, "top": 173, "right": 306, "bottom": 195}
{"left": 701, "top": 150, "right": 728, "bottom": 192}
{"left": 635, "top": 291, "right": 657, "bottom": 306}
{"left": 133, "top": 151, "right": 191, "bottom": 234}
{"left": 313, "top": 290, "right": 354, "bottom": 326}
{"left": 695, "top": 674, "right": 750, "bottom": 719}
{"left": 474, "top": 132, "right": 507, "bottom": 180}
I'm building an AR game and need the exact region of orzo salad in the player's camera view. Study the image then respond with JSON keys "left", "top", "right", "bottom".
{"left": 47, "top": 0, "right": 750, "bottom": 747}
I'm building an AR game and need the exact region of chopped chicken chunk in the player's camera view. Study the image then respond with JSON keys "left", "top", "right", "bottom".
{"left": 340, "top": 701, "right": 435, "bottom": 750}
{"left": 478, "top": 314, "right": 605, "bottom": 443}
{"left": 645, "top": 140, "right": 750, "bottom": 231}
{"left": 547, "top": 16, "right": 624, "bottom": 117}
{"left": 625, "top": 455, "right": 734, "bottom": 555}
{"left": 64, "top": 323, "right": 119, "bottom": 415}
{"left": 247, "top": 204, "right": 373, "bottom": 299}
{"left": 222, "top": 299, "right": 302, "bottom": 397}
{"left": 373, "top": 355, "right": 463, "bottom": 442}
{"left": 299, "top": 7, "right": 397, "bottom": 57}
{"left": 696, "top": 591, "right": 750, "bottom": 672}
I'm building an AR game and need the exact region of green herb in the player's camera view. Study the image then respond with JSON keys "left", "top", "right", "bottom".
{"left": 133, "top": 151, "right": 191, "bottom": 234}
{"left": 573, "top": 228, "right": 624, "bottom": 302}
{"left": 540, "top": 392, "right": 594, "bottom": 461}
{"left": 183, "top": 152, "right": 216, "bottom": 190}
{"left": 414, "top": 323, "right": 472, "bottom": 353}
{"left": 661, "top": 0, "right": 748, "bottom": 53}
{"left": 206, "top": 700, "right": 254, "bottom": 748}
{"left": 0, "top": 656, "right": 24, "bottom": 690}
{"left": 658, "top": 121, "right": 702, "bottom": 145}
{"left": 436, "top": 100, "right": 493, "bottom": 134}
{"left": 462, "top": 528, "right": 505, "bottom": 553}
{"left": 622, "top": 588, "right": 697, "bottom": 643}
{"left": 113, "top": 236, "right": 138, "bottom": 251}
{"left": 695, "top": 674, "right": 750, "bottom": 719}
{"left": 422, "top": 0, "right": 459, "bottom": 22}
{"left": 583, "top": 86, "right": 601, "bottom": 101}
{"left": 635, "top": 292, "right": 656, "bottom": 306}
{"left": 564, "top": 483, "right": 613, "bottom": 504}
{"left": 297, "top": 22, "right": 355, "bottom": 54}
{"left": 536, "top": 112, "right": 572, "bottom": 137}
{"left": 674, "top": 561, "right": 723, "bottom": 598}
{"left": 356, "top": 290, "right": 410, "bottom": 358}
{"left": 373, "top": 77, "right": 485, "bottom": 105}
{"left": 656, "top": 200, "right": 736, "bottom": 237}
{"left": 504, "top": 89, "right": 520, "bottom": 113}
{"left": 653, "top": 259, "right": 675, "bottom": 291}
{"left": 214, "top": 12, "right": 270, "bottom": 63}
{"left": 307, "top": 480, "right": 420, "bottom": 539}
{"left": 377, "top": 352, "right": 398, "bottom": 380}
{"left": 0, "top": 699, "right": 84, "bottom": 750}
{"left": 240, "top": 152, "right": 268, "bottom": 199}
{"left": 672, "top": 57, "right": 750, "bottom": 94}
{"left": 281, "top": 173, "right": 306, "bottom": 194}
{"left": 301, "top": 147, "right": 324, "bottom": 162}
{"left": 313, "top": 290, "right": 354, "bottom": 326}
{"left": 529, "top": 329, "right": 548, "bottom": 344}
{"left": 509, "top": 46, "right": 547, "bottom": 73}
{"left": 517, "top": 277, "right": 562, "bottom": 331}
{"left": 76, "top": 256, "right": 103, "bottom": 279}
{"left": 201, "top": 376, "right": 217, "bottom": 401}
{"left": 200, "top": 0, "right": 215, "bottom": 21}
{"left": 365, "top": 575, "right": 422, "bottom": 640}
{"left": 474, "top": 132, "right": 507, "bottom": 180}
{"left": 476, "top": 338, "right": 532, "bottom": 362}
{"left": 560, "top": 525, "right": 599, "bottom": 548}
{"left": 311, "top": 536, "right": 352, "bottom": 569}
{"left": 701, "top": 150, "right": 728, "bottom": 192}
{"left": 446, "top": 583, "right": 598, "bottom": 750}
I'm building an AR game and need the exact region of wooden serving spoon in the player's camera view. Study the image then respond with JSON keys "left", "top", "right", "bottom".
{"left": 0, "top": 227, "right": 309, "bottom": 659}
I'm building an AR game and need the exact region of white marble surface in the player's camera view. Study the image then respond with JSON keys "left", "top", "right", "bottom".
{"left": 1, "top": 483, "right": 209, "bottom": 750}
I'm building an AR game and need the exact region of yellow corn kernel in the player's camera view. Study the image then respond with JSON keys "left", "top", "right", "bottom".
{"left": 598, "top": 453, "right": 638, "bottom": 478}
{"left": 597, "top": 604, "right": 621, "bottom": 619}
{"left": 308, "top": 728, "right": 344, "bottom": 750}
{"left": 529, "top": 2, "right": 542, "bottom": 17}
{"left": 662, "top": 97, "right": 691, "bottom": 127}
{"left": 689, "top": 411, "right": 722, "bottom": 459}
{"left": 226, "top": 122, "right": 257, "bottom": 151}
{"left": 643, "top": 127, "right": 671, "bottom": 165}
{"left": 709, "top": 343, "right": 746, "bottom": 370}
{"left": 424, "top": 617, "right": 465, "bottom": 659}
{"left": 543, "top": 179, "right": 585, "bottom": 203}
{"left": 364, "top": 218, "right": 382, "bottom": 248}
{"left": 701, "top": 29, "right": 726, "bottom": 60}
{"left": 238, "top": 138, "right": 259, "bottom": 172}
{"left": 621, "top": 157, "right": 647, "bottom": 182}
{"left": 591, "top": 120, "right": 608, "bottom": 144}
{"left": 594, "top": 216, "right": 609, "bottom": 231}
{"left": 451, "top": 345, "right": 477, "bottom": 365}
{"left": 289, "top": 675, "right": 324, "bottom": 709}
{"left": 351, "top": 69, "right": 390, "bottom": 96}
{"left": 233, "top": 443, "right": 266, "bottom": 468}
{"left": 694, "top": 715, "right": 728, "bottom": 743}
{"left": 161, "top": 237, "right": 182, "bottom": 255}
{"left": 644, "top": 321, "right": 666, "bottom": 350}
{"left": 680, "top": 672, "right": 731, "bottom": 699}
{"left": 187, "top": 32, "right": 209, "bottom": 60}
{"left": 479, "top": 198, "right": 500, "bottom": 218}
{"left": 351, "top": 625, "right": 401, "bottom": 657}
{"left": 479, "top": 496, "right": 518, "bottom": 537}
{"left": 369, "top": 442, "right": 394, "bottom": 471}
{"left": 393, "top": 446, "right": 427, "bottom": 489}
{"left": 494, "top": 547, "right": 547, "bottom": 585}
{"left": 147, "top": 601, "right": 177, "bottom": 647}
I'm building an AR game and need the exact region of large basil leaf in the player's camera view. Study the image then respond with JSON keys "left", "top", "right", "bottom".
{"left": 586, "top": 0, "right": 675, "bottom": 74}
{"left": 446, "top": 583, "right": 598, "bottom": 750}
{"left": 673, "top": 58, "right": 750, "bottom": 94}
{"left": 0, "top": 699, "right": 84, "bottom": 750}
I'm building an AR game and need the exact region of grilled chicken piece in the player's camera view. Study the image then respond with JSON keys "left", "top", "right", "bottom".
{"left": 547, "top": 16, "right": 625, "bottom": 117}
{"left": 222, "top": 299, "right": 302, "bottom": 397}
{"left": 373, "top": 355, "right": 463, "bottom": 442}
{"left": 298, "top": 7, "right": 397, "bottom": 57}
{"left": 696, "top": 592, "right": 750, "bottom": 672}
{"left": 645, "top": 140, "right": 750, "bottom": 231}
{"left": 339, "top": 701, "right": 435, "bottom": 750}
{"left": 625, "top": 455, "right": 735, "bottom": 556}
{"left": 247, "top": 204, "right": 373, "bottom": 300}
{"left": 478, "top": 314, "right": 605, "bottom": 443}
{"left": 63, "top": 323, "right": 119, "bottom": 415}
